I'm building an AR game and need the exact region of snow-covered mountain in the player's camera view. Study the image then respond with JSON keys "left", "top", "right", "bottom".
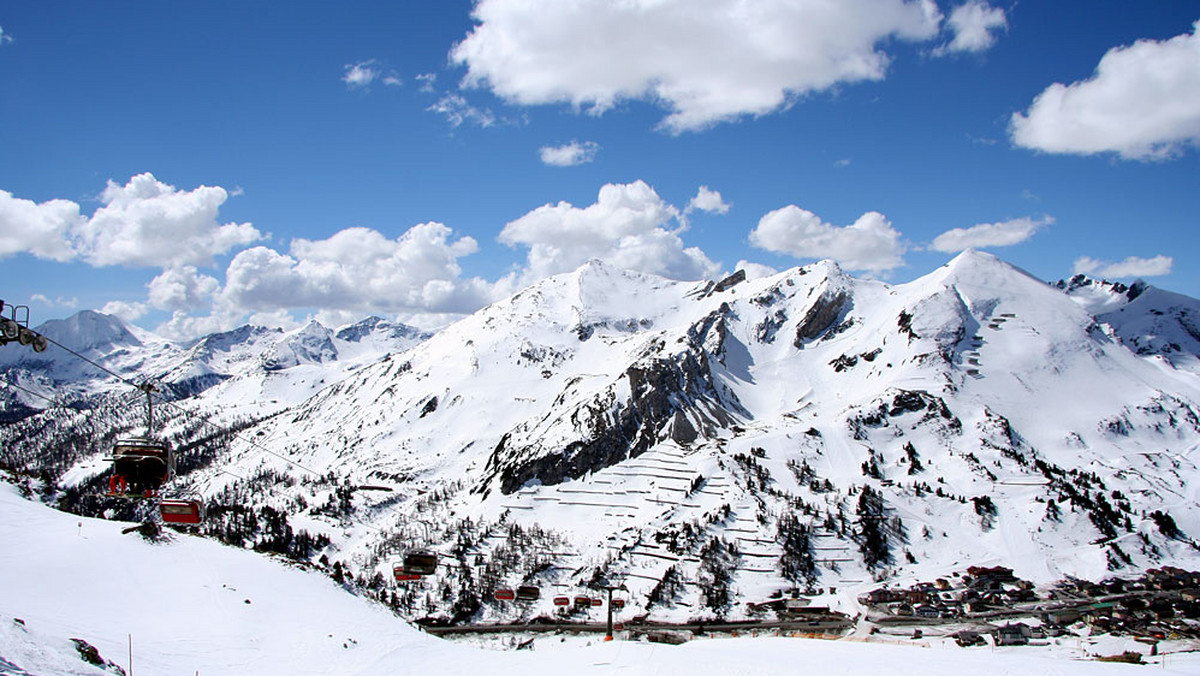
{"left": 0, "top": 312, "right": 432, "bottom": 415}
{"left": 1058, "top": 274, "right": 1200, "bottom": 374}
{"left": 3, "top": 251, "right": 1200, "bottom": 627}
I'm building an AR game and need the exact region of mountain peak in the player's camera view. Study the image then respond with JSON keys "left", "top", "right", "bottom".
{"left": 37, "top": 310, "right": 142, "bottom": 354}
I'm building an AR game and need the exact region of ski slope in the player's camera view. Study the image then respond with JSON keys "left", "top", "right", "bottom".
{"left": 1, "top": 481, "right": 1196, "bottom": 675}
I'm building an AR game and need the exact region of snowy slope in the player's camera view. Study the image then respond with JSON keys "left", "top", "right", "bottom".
{"left": 1059, "top": 274, "right": 1200, "bottom": 375}
{"left": 1, "top": 480, "right": 1189, "bottom": 676}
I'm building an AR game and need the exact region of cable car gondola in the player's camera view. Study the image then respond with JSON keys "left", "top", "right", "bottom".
{"left": 553, "top": 596, "right": 570, "bottom": 606}
{"left": 515, "top": 585, "right": 540, "bottom": 602}
{"left": 401, "top": 551, "right": 438, "bottom": 576}
{"left": 108, "top": 383, "right": 174, "bottom": 497}
{"left": 109, "top": 436, "right": 174, "bottom": 496}
{"left": 159, "top": 499, "right": 203, "bottom": 525}
{"left": 493, "top": 588, "right": 516, "bottom": 601}
{"left": 393, "top": 565, "right": 423, "bottom": 582}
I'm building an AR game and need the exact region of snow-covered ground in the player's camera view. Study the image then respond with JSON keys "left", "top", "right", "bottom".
{"left": 2, "top": 481, "right": 1197, "bottom": 675}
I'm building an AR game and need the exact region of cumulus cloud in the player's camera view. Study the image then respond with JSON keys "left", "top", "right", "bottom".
{"left": 100, "top": 300, "right": 148, "bottom": 323}
{"left": 735, "top": 260, "right": 781, "bottom": 282}
{"left": 539, "top": 141, "right": 601, "bottom": 167}
{"left": 933, "top": 1, "right": 1006, "bottom": 56}
{"left": 930, "top": 215, "right": 1052, "bottom": 253}
{"left": 0, "top": 190, "right": 82, "bottom": 261}
{"left": 1011, "top": 21, "right": 1200, "bottom": 160}
{"left": 76, "top": 173, "right": 264, "bottom": 268}
{"left": 749, "top": 205, "right": 905, "bottom": 273}
{"left": 451, "top": 0, "right": 942, "bottom": 133}
{"left": 427, "top": 93, "right": 497, "bottom": 128}
{"left": 220, "top": 222, "right": 495, "bottom": 317}
{"left": 686, "top": 186, "right": 730, "bottom": 215}
{"left": 1073, "top": 254, "right": 1173, "bottom": 279}
{"left": 147, "top": 266, "right": 220, "bottom": 311}
{"left": 499, "top": 180, "right": 722, "bottom": 282}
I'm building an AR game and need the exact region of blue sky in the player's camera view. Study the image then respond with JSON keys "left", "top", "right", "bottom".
{"left": 1, "top": 1, "right": 1197, "bottom": 338}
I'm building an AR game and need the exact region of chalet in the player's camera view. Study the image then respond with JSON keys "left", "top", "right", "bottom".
{"left": 860, "top": 588, "right": 904, "bottom": 605}
{"left": 955, "top": 630, "right": 985, "bottom": 647}
{"left": 913, "top": 604, "right": 942, "bottom": 619}
{"left": 993, "top": 623, "right": 1030, "bottom": 646}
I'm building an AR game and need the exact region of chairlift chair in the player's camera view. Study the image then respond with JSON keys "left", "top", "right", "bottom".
{"left": 108, "top": 382, "right": 172, "bottom": 496}
{"left": 393, "top": 565, "right": 423, "bottom": 582}
{"left": 159, "top": 498, "right": 203, "bottom": 525}
{"left": 402, "top": 551, "right": 438, "bottom": 576}
{"left": 110, "top": 437, "right": 174, "bottom": 495}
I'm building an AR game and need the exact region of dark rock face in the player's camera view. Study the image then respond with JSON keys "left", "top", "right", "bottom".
{"left": 795, "top": 290, "right": 849, "bottom": 347}
{"left": 487, "top": 349, "right": 743, "bottom": 495}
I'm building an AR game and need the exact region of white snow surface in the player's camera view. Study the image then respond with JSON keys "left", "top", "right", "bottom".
{"left": 2, "top": 481, "right": 1194, "bottom": 675}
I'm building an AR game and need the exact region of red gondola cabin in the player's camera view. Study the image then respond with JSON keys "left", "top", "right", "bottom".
{"left": 159, "top": 499, "right": 203, "bottom": 525}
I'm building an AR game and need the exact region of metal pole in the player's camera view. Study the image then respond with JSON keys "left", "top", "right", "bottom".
{"left": 596, "top": 583, "right": 625, "bottom": 641}
{"left": 605, "top": 587, "right": 614, "bottom": 641}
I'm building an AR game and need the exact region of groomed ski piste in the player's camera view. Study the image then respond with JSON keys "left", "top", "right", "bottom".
{"left": 3, "top": 482, "right": 1198, "bottom": 675}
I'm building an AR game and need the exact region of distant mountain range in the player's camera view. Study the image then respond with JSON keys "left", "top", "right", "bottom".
{"left": 2, "top": 250, "right": 1199, "bottom": 624}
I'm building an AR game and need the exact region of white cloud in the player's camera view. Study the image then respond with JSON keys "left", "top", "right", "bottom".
{"left": 153, "top": 310, "right": 240, "bottom": 342}
{"left": 76, "top": 173, "right": 264, "bottom": 268}
{"left": 220, "top": 222, "right": 495, "bottom": 317}
{"left": 499, "top": 180, "right": 722, "bottom": 283}
{"left": 749, "top": 205, "right": 905, "bottom": 273}
{"left": 539, "top": 141, "right": 600, "bottom": 167}
{"left": 735, "top": 260, "right": 780, "bottom": 282}
{"left": 427, "top": 93, "right": 497, "bottom": 128}
{"left": 930, "top": 215, "right": 1052, "bottom": 253}
{"left": 686, "top": 186, "right": 730, "bottom": 215}
{"left": 343, "top": 60, "right": 401, "bottom": 89}
{"left": 147, "top": 266, "right": 220, "bottom": 311}
{"left": 415, "top": 73, "right": 438, "bottom": 93}
{"left": 100, "top": 300, "right": 148, "bottom": 323}
{"left": 1011, "top": 21, "right": 1200, "bottom": 160}
{"left": 343, "top": 61, "right": 379, "bottom": 87}
{"left": 933, "top": 1, "right": 1006, "bottom": 56}
{"left": 451, "top": 0, "right": 942, "bottom": 133}
{"left": 30, "top": 294, "right": 78, "bottom": 308}
{"left": 1073, "top": 255, "right": 1173, "bottom": 279}
{"left": 0, "top": 26, "right": 12, "bottom": 45}
{"left": 0, "top": 190, "right": 82, "bottom": 261}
